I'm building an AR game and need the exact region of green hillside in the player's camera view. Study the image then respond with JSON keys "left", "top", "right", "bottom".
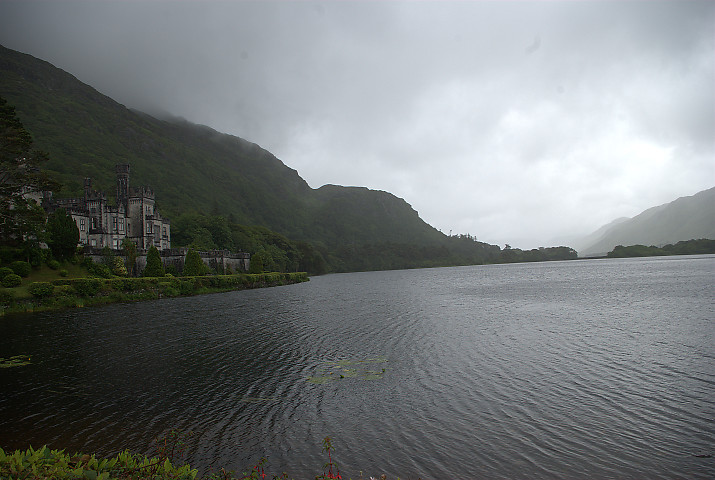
{"left": 2, "top": 44, "right": 579, "bottom": 272}
{"left": 0, "top": 45, "right": 440, "bottom": 244}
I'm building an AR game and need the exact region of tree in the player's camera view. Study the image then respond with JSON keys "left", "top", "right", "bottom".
{"left": 122, "top": 238, "right": 137, "bottom": 276}
{"left": 46, "top": 208, "right": 79, "bottom": 260}
{"left": 249, "top": 250, "right": 265, "bottom": 274}
{"left": 183, "top": 248, "right": 206, "bottom": 276}
{"left": 143, "top": 245, "right": 165, "bottom": 277}
{"left": 0, "top": 96, "right": 59, "bottom": 246}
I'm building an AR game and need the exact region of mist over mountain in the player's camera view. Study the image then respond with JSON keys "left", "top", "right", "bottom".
{"left": 576, "top": 187, "right": 715, "bottom": 256}
{"left": 0, "top": 44, "right": 470, "bottom": 270}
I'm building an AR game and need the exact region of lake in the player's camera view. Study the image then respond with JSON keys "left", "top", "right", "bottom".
{"left": 1, "top": 256, "right": 714, "bottom": 479}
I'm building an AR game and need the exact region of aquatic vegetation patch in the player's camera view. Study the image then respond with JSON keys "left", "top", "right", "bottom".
{"left": 308, "top": 357, "right": 387, "bottom": 384}
{"left": 0, "top": 355, "right": 32, "bottom": 368}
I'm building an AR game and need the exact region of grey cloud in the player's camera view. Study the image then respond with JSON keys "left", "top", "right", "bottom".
{"left": 1, "top": 0, "right": 713, "bottom": 248}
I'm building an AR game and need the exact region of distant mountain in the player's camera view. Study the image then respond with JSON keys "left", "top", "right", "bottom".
{"left": 576, "top": 187, "right": 715, "bottom": 256}
{"left": 0, "top": 44, "right": 471, "bottom": 270}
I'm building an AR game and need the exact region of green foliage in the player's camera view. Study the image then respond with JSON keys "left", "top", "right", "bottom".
{"left": 47, "top": 259, "right": 61, "bottom": 270}
{"left": 122, "top": 238, "right": 138, "bottom": 277}
{"left": 498, "top": 245, "right": 578, "bottom": 263}
{"left": 82, "top": 257, "right": 113, "bottom": 278}
{"left": 46, "top": 208, "right": 80, "bottom": 260}
{"left": 248, "top": 250, "right": 265, "bottom": 274}
{"left": 28, "top": 281, "right": 54, "bottom": 297}
{"left": 73, "top": 278, "right": 101, "bottom": 296}
{"left": 0, "top": 96, "right": 59, "bottom": 247}
{"left": 59, "top": 268, "right": 69, "bottom": 277}
{"left": 110, "top": 256, "right": 128, "bottom": 276}
{"left": 143, "top": 246, "right": 165, "bottom": 277}
{"left": 0, "top": 444, "right": 198, "bottom": 480}
{"left": 182, "top": 248, "right": 206, "bottom": 276}
{"left": 2, "top": 273, "right": 21, "bottom": 287}
{"left": 0, "top": 266, "right": 14, "bottom": 279}
{"left": 10, "top": 260, "right": 31, "bottom": 277}
{"left": 607, "top": 239, "right": 715, "bottom": 258}
{"left": 0, "top": 288, "right": 13, "bottom": 306}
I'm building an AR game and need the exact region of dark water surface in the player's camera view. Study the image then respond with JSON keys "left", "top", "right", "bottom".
{"left": 1, "top": 256, "right": 714, "bottom": 479}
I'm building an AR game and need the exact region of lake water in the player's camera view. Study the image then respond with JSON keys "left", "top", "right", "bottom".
{"left": 1, "top": 256, "right": 714, "bottom": 479}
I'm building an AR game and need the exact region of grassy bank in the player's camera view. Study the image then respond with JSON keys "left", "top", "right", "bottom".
{"left": 0, "top": 271, "right": 309, "bottom": 316}
{"left": 0, "top": 435, "right": 364, "bottom": 480}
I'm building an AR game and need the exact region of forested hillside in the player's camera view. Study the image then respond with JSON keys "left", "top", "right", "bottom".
{"left": 1, "top": 44, "right": 577, "bottom": 272}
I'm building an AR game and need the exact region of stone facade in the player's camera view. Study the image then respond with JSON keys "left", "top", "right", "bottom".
{"left": 46, "top": 164, "right": 171, "bottom": 250}
{"left": 83, "top": 247, "right": 250, "bottom": 275}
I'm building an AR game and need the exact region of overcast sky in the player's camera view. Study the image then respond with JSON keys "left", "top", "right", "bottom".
{"left": 1, "top": 0, "right": 713, "bottom": 248}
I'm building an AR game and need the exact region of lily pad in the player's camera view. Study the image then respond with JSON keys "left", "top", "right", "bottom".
{"left": 0, "top": 355, "right": 32, "bottom": 368}
{"left": 307, "top": 357, "right": 387, "bottom": 384}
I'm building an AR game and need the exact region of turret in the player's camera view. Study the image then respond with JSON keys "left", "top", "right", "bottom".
{"left": 84, "top": 177, "right": 92, "bottom": 200}
{"left": 116, "top": 164, "right": 130, "bottom": 208}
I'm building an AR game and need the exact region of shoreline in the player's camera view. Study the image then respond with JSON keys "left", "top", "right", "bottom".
{"left": 0, "top": 272, "right": 309, "bottom": 317}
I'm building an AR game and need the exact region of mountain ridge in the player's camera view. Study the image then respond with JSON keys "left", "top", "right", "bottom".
{"left": 0, "top": 44, "right": 451, "bottom": 263}
{"left": 577, "top": 187, "right": 715, "bottom": 256}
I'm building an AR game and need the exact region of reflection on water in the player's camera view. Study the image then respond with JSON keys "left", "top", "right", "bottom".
{"left": 1, "top": 256, "right": 714, "bottom": 479}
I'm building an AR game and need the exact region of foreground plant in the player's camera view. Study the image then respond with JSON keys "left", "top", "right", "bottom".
{"left": 316, "top": 437, "right": 341, "bottom": 480}
{"left": 0, "top": 433, "right": 407, "bottom": 480}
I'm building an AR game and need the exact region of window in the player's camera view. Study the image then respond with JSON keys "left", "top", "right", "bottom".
{"left": 112, "top": 217, "right": 117, "bottom": 232}
{"left": 119, "top": 218, "right": 124, "bottom": 233}
{"left": 146, "top": 223, "right": 152, "bottom": 234}
{"left": 79, "top": 218, "right": 86, "bottom": 231}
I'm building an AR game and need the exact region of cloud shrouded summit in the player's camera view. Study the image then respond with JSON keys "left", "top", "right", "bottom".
{"left": 1, "top": 0, "right": 713, "bottom": 248}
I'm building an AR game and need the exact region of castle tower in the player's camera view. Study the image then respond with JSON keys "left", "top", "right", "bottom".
{"left": 116, "top": 164, "right": 130, "bottom": 209}
{"left": 84, "top": 177, "right": 92, "bottom": 200}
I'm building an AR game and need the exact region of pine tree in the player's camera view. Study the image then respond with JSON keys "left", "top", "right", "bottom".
{"left": 143, "top": 245, "right": 165, "bottom": 277}
{"left": 46, "top": 208, "right": 79, "bottom": 260}
{"left": 0, "top": 96, "right": 59, "bottom": 246}
{"left": 183, "top": 248, "right": 206, "bottom": 276}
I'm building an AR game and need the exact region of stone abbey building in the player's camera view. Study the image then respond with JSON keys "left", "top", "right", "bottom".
{"left": 45, "top": 164, "right": 250, "bottom": 274}
{"left": 49, "top": 164, "right": 171, "bottom": 250}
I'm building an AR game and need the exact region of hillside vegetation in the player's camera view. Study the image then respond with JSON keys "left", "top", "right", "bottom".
{"left": 1, "top": 44, "right": 578, "bottom": 272}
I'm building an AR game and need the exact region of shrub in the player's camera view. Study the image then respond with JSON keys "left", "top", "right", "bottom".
{"left": 72, "top": 279, "right": 101, "bottom": 297}
{"left": 47, "top": 259, "right": 61, "bottom": 270}
{"left": 143, "top": 246, "right": 165, "bottom": 277}
{"left": 2, "top": 274, "right": 22, "bottom": 288}
{"left": 179, "top": 280, "right": 195, "bottom": 295}
{"left": 54, "top": 285, "right": 75, "bottom": 296}
{"left": 28, "top": 282, "right": 54, "bottom": 298}
{"left": 183, "top": 249, "right": 207, "bottom": 276}
{"left": 90, "top": 263, "right": 113, "bottom": 278}
{"left": 0, "top": 289, "right": 13, "bottom": 306}
{"left": 0, "top": 267, "right": 13, "bottom": 280}
{"left": 59, "top": 269, "right": 69, "bottom": 277}
{"left": 10, "top": 261, "right": 31, "bottom": 277}
{"left": 111, "top": 256, "right": 128, "bottom": 276}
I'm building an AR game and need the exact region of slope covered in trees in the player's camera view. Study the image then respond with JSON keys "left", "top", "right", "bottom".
{"left": 1, "top": 44, "right": 579, "bottom": 272}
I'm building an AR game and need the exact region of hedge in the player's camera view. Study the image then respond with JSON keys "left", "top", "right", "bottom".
{"left": 9, "top": 261, "right": 31, "bottom": 277}
{"left": 2, "top": 273, "right": 309, "bottom": 316}
{"left": 2, "top": 274, "right": 22, "bottom": 288}
{"left": 28, "top": 282, "right": 54, "bottom": 298}
{"left": 0, "top": 267, "right": 14, "bottom": 280}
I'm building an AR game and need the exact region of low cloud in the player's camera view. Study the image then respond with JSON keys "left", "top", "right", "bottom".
{"left": 1, "top": 0, "right": 713, "bottom": 248}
